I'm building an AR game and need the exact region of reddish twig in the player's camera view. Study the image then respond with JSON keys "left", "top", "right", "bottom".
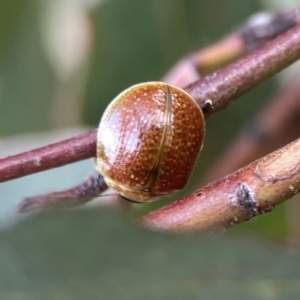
{"left": 139, "top": 137, "right": 300, "bottom": 233}
{"left": 237, "top": 7, "right": 300, "bottom": 52}
{"left": 186, "top": 24, "right": 300, "bottom": 116}
{"left": 0, "top": 129, "right": 97, "bottom": 183}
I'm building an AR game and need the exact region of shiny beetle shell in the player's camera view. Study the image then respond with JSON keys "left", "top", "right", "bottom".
{"left": 96, "top": 81, "right": 205, "bottom": 202}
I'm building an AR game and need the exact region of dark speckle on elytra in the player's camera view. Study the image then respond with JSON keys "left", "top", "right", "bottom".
{"left": 196, "top": 192, "right": 202, "bottom": 197}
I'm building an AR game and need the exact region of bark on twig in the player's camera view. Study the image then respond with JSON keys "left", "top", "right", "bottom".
{"left": 186, "top": 24, "right": 300, "bottom": 117}
{"left": 0, "top": 129, "right": 97, "bottom": 183}
{"left": 18, "top": 172, "right": 108, "bottom": 213}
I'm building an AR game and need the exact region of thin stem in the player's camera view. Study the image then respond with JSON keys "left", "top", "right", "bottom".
{"left": 0, "top": 129, "right": 97, "bottom": 183}
{"left": 18, "top": 172, "right": 108, "bottom": 213}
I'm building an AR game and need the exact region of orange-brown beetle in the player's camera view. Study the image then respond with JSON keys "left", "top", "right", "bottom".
{"left": 97, "top": 82, "right": 205, "bottom": 202}
{"left": 19, "top": 82, "right": 205, "bottom": 212}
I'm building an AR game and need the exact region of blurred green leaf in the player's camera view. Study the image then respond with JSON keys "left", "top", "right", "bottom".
{"left": 0, "top": 210, "right": 300, "bottom": 299}
{"left": 0, "top": 0, "right": 55, "bottom": 137}
{"left": 0, "top": 1, "right": 27, "bottom": 59}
